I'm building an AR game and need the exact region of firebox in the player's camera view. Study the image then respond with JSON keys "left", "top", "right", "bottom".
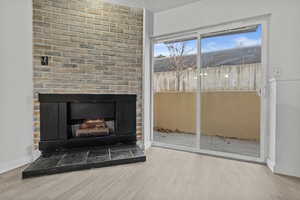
{"left": 38, "top": 94, "right": 137, "bottom": 153}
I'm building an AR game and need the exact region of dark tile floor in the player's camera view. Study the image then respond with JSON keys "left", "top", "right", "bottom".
{"left": 22, "top": 144, "right": 146, "bottom": 179}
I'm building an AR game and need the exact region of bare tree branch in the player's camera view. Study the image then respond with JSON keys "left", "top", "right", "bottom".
{"left": 165, "top": 41, "right": 193, "bottom": 91}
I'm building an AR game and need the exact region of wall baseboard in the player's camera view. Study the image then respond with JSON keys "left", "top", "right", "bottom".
{"left": 144, "top": 141, "right": 152, "bottom": 150}
{"left": 274, "top": 168, "right": 300, "bottom": 178}
{"left": 267, "top": 158, "right": 275, "bottom": 172}
{"left": 0, "top": 150, "right": 40, "bottom": 174}
{"left": 32, "top": 149, "right": 41, "bottom": 160}
{"left": 0, "top": 155, "right": 32, "bottom": 174}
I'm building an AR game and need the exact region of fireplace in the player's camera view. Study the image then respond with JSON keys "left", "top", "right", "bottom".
{"left": 39, "top": 94, "right": 137, "bottom": 153}
{"left": 23, "top": 93, "right": 145, "bottom": 178}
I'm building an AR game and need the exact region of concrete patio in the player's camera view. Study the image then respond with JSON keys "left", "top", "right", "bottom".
{"left": 154, "top": 131, "right": 260, "bottom": 157}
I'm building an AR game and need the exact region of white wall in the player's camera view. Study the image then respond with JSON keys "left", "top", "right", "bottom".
{"left": 154, "top": 0, "right": 300, "bottom": 177}
{"left": 275, "top": 80, "right": 300, "bottom": 177}
{"left": 0, "top": 0, "right": 34, "bottom": 173}
{"left": 143, "top": 9, "right": 154, "bottom": 149}
{"left": 104, "top": 0, "right": 201, "bottom": 12}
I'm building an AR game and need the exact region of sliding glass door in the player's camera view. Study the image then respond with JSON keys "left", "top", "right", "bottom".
{"left": 152, "top": 37, "right": 197, "bottom": 148}
{"left": 152, "top": 22, "right": 265, "bottom": 161}
{"left": 199, "top": 25, "right": 262, "bottom": 157}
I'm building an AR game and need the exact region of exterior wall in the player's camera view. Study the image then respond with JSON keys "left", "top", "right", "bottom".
{"left": 154, "top": 92, "right": 196, "bottom": 134}
{"left": 33, "top": 0, "right": 143, "bottom": 149}
{"left": 154, "top": 92, "right": 260, "bottom": 140}
{"left": 201, "top": 91, "right": 260, "bottom": 140}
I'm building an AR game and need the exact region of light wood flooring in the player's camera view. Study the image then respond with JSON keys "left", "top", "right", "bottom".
{"left": 1, "top": 147, "right": 300, "bottom": 200}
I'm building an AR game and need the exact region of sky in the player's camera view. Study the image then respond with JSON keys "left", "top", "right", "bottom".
{"left": 154, "top": 24, "right": 262, "bottom": 57}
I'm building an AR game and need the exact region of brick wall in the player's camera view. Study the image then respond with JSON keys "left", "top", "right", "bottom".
{"left": 32, "top": 0, "right": 143, "bottom": 149}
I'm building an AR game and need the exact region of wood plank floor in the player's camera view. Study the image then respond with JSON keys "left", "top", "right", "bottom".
{"left": 1, "top": 147, "right": 300, "bottom": 200}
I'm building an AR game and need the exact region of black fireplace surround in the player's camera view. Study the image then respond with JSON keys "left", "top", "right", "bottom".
{"left": 22, "top": 93, "right": 145, "bottom": 178}
{"left": 39, "top": 94, "right": 137, "bottom": 153}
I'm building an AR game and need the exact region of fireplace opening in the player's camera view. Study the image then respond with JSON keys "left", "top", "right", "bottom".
{"left": 70, "top": 118, "right": 115, "bottom": 138}
{"left": 67, "top": 102, "right": 117, "bottom": 139}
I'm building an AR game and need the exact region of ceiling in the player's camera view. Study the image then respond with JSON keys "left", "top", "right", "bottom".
{"left": 105, "top": 0, "right": 202, "bottom": 12}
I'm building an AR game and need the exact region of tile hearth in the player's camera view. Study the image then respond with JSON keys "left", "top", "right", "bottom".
{"left": 22, "top": 144, "right": 146, "bottom": 179}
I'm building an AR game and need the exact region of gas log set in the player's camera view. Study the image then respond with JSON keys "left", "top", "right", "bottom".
{"left": 73, "top": 119, "right": 110, "bottom": 137}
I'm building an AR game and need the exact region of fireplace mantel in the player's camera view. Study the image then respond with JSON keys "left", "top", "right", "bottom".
{"left": 39, "top": 94, "right": 136, "bottom": 103}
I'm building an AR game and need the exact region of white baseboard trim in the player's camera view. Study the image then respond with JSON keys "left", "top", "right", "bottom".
{"left": 144, "top": 141, "right": 152, "bottom": 150}
{"left": 273, "top": 167, "right": 300, "bottom": 178}
{"left": 0, "top": 150, "right": 41, "bottom": 174}
{"left": 32, "top": 149, "right": 41, "bottom": 160}
{"left": 0, "top": 155, "right": 32, "bottom": 174}
{"left": 267, "top": 158, "right": 275, "bottom": 172}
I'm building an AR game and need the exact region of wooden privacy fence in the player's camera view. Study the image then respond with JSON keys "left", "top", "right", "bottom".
{"left": 153, "top": 63, "right": 262, "bottom": 92}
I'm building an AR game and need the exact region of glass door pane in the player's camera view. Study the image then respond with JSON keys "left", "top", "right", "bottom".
{"left": 153, "top": 38, "right": 197, "bottom": 148}
{"left": 199, "top": 25, "right": 262, "bottom": 157}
